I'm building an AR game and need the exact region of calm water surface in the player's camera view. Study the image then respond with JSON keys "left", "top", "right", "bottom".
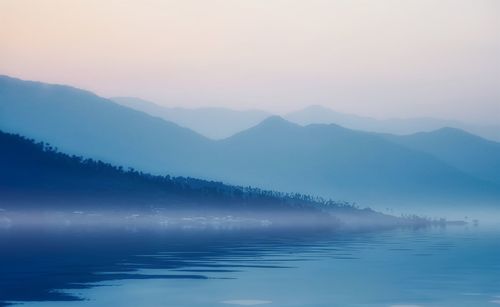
{"left": 1, "top": 224, "right": 500, "bottom": 307}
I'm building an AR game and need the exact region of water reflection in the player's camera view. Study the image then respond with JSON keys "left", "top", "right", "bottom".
{"left": 1, "top": 225, "right": 499, "bottom": 307}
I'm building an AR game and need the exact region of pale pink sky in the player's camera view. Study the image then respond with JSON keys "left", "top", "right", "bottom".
{"left": 1, "top": 0, "right": 499, "bottom": 124}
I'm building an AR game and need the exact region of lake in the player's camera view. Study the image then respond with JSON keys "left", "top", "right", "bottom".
{"left": 1, "top": 223, "right": 499, "bottom": 307}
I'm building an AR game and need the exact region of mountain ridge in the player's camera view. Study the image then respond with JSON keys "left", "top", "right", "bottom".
{"left": 111, "top": 96, "right": 271, "bottom": 140}
{"left": 0, "top": 75, "right": 211, "bottom": 178}
{"left": 1, "top": 129, "right": 424, "bottom": 230}
{"left": 112, "top": 96, "right": 500, "bottom": 142}
{"left": 212, "top": 117, "right": 500, "bottom": 206}
{"left": 2, "top": 75, "right": 499, "bottom": 210}
{"left": 285, "top": 105, "right": 500, "bottom": 142}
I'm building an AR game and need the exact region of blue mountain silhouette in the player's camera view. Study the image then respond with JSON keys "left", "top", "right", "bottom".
{"left": 2, "top": 75, "right": 499, "bottom": 209}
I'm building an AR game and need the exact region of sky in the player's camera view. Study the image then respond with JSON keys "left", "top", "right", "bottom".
{"left": 1, "top": 0, "right": 499, "bottom": 124}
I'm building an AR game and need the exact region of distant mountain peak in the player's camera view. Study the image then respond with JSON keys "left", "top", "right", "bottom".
{"left": 413, "top": 126, "right": 484, "bottom": 140}
{"left": 110, "top": 96, "right": 272, "bottom": 139}
{"left": 111, "top": 96, "right": 161, "bottom": 106}
{"left": 222, "top": 116, "right": 301, "bottom": 141}
{"left": 433, "top": 126, "right": 470, "bottom": 135}
{"left": 258, "top": 116, "right": 298, "bottom": 128}
{"left": 416, "top": 126, "right": 500, "bottom": 145}
{"left": 302, "top": 104, "right": 332, "bottom": 111}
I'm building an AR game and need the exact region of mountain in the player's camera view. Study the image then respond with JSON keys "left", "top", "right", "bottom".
{"left": 0, "top": 130, "right": 416, "bottom": 228}
{"left": 2, "top": 75, "right": 499, "bottom": 210}
{"left": 285, "top": 105, "right": 500, "bottom": 142}
{"left": 210, "top": 117, "right": 500, "bottom": 207}
{"left": 0, "top": 130, "right": 310, "bottom": 213}
{"left": 111, "top": 97, "right": 271, "bottom": 139}
{"left": 0, "top": 75, "right": 210, "bottom": 177}
{"left": 382, "top": 128, "right": 500, "bottom": 186}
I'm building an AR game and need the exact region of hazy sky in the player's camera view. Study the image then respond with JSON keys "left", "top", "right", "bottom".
{"left": 1, "top": 0, "right": 499, "bottom": 124}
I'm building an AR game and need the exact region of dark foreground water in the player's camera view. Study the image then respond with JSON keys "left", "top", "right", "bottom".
{"left": 1, "top": 223, "right": 499, "bottom": 307}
